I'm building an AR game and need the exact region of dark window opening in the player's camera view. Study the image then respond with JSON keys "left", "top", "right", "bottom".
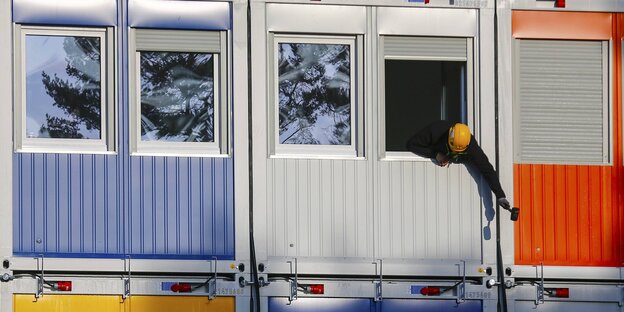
{"left": 385, "top": 59, "right": 467, "bottom": 152}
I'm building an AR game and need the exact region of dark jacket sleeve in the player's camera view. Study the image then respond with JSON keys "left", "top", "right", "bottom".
{"left": 467, "top": 140, "right": 507, "bottom": 199}
{"left": 406, "top": 131, "right": 436, "bottom": 158}
{"left": 406, "top": 122, "right": 448, "bottom": 159}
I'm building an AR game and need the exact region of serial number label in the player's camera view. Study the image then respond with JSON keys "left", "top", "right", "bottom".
{"left": 466, "top": 291, "right": 492, "bottom": 299}
{"left": 217, "top": 288, "right": 245, "bottom": 295}
{"left": 453, "top": 0, "right": 487, "bottom": 7}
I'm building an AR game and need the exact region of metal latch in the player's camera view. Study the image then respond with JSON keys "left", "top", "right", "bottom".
{"left": 287, "top": 258, "right": 298, "bottom": 305}
{"left": 456, "top": 260, "right": 466, "bottom": 303}
{"left": 35, "top": 254, "right": 44, "bottom": 299}
{"left": 122, "top": 256, "right": 131, "bottom": 300}
{"left": 207, "top": 257, "right": 218, "bottom": 300}
{"left": 373, "top": 259, "right": 383, "bottom": 302}
{"left": 534, "top": 263, "right": 544, "bottom": 305}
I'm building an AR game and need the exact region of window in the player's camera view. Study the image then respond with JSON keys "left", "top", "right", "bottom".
{"left": 270, "top": 34, "right": 364, "bottom": 158}
{"left": 380, "top": 36, "right": 473, "bottom": 158}
{"left": 129, "top": 28, "right": 228, "bottom": 156}
{"left": 514, "top": 39, "right": 609, "bottom": 164}
{"left": 14, "top": 25, "right": 115, "bottom": 153}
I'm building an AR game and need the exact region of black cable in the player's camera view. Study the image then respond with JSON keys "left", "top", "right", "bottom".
{"left": 246, "top": 1, "right": 261, "bottom": 311}
{"left": 492, "top": 0, "right": 509, "bottom": 310}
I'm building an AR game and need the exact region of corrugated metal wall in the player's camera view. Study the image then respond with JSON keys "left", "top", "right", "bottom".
{"left": 513, "top": 11, "right": 623, "bottom": 267}
{"left": 127, "top": 157, "right": 234, "bottom": 258}
{"left": 12, "top": 0, "right": 235, "bottom": 260}
{"left": 376, "top": 162, "right": 483, "bottom": 260}
{"left": 266, "top": 159, "right": 373, "bottom": 258}
{"left": 13, "top": 154, "right": 122, "bottom": 256}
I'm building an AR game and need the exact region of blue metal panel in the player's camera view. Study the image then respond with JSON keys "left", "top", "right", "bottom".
{"left": 268, "top": 298, "right": 375, "bottom": 312}
{"left": 13, "top": 153, "right": 123, "bottom": 257}
{"left": 380, "top": 299, "right": 482, "bottom": 312}
{"left": 268, "top": 298, "right": 482, "bottom": 312}
{"left": 126, "top": 156, "right": 234, "bottom": 259}
{"left": 13, "top": 0, "right": 117, "bottom": 26}
{"left": 128, "top": 0, "right": 231, "bottom": 30}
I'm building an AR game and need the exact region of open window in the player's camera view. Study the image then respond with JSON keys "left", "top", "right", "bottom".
{"left": 129, "top": 28, "right": 229, "bottom": 157}
{"left": 380, "top": 36, "right": 473, "bottom": 159}
{"left": 269, "top": 34, "right": 364, "bottom": 158}
{"left": 14, "top": 25, "right": 115, "bottom": 153}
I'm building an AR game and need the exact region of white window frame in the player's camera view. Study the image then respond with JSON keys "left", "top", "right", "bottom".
{"left": 14, "top": 25, "right": 116, "bottom": 154}
{"left": 129, "top": 28, "right": 229, "bottom": 157}
{"left": 269, "top": 33, "right": 364, "bottom": 159}
{"left": 379, "top": 36, "right": 474, "bottom": 161}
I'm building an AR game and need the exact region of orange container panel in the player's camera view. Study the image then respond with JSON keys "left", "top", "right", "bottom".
{"left": 513, "top": 11, "right": 624, "bottom": 267}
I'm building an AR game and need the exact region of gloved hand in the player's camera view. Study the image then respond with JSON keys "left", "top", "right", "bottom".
{"left": 497, "top": 197, "right": 510, "bottom": 209}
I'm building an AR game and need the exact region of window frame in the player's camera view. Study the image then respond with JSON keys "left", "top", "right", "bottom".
{"left": 14, "top": 25, "right": 116, "bottom": 154}
{"left": 268, "top": 33, "right": 364, "bottom": 159}
{"left": 379, "top": 36, "right": 474, "bottom": 161}
{"left": 128, "top": 28, "right": 229, "bottom": 157}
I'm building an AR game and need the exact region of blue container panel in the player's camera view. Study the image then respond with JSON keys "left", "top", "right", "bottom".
{"left": 380, "top": 299, "right": 482, "bottom": 312}
{"left": 126, "top": 156, "right": 234, "bottom": 259}
{"left": 13, "top": 153, "right": 123, "bottom": 257}
{"left": 269, "top": 298, "right": 374, "bottom": 312}
{"left": 269, "top": 298, "right": 482, "bottom": 312}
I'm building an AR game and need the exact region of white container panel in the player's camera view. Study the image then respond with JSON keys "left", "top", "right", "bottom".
{"left": 266, "top": 159, "right": 373, "bottom": 259}
{"left": 377, "top": 161, "right": 483, "bottom": 260}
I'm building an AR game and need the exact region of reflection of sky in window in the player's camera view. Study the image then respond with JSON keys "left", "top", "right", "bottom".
{"left": 140, "top": 52, "right": 215, "bottom": 142}
{"left": 25, "top": 35, "right": 101, "bottom": 139}
{"left": 278, "top": 43, "right": 351, "bottom": 145}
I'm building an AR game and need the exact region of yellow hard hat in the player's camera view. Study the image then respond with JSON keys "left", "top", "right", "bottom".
{"left": 448, "top": 123, "right": 471, "bottom": 153}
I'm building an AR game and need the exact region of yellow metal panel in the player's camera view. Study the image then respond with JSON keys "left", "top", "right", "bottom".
{"left": 14, "top": 295, "right": 124, "bottom": 312}
{"left": 14, "top": 295, "right": 234, "bottom": 312}
{"left": 127, "top": 296, "right": 235, "bottom": 312}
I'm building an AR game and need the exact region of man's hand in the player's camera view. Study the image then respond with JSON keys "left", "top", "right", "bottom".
{"left": 435, "top": 152, "right": 450, "bottom": 167}
{"left": 497, "top": 197, "right": 510, "bottom": 209}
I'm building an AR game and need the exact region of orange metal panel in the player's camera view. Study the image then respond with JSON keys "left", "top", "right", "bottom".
{"left": 512, "top": 11, "right": 612, "bottom": 40}
{"left": 513, "top": 12, "right": 623, "bottom": 267}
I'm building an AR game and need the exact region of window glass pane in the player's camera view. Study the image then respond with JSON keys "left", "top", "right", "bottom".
{"left": 140, "top": 52, "right": 215, "bottom": 143}
{"left": 278, "top": 43, "right": 351, "bottom": 145}
{"left": 385, "top": 60, "right": 466, "bottom": 152}
{"left": 25, "top": 35, "right": 102, "bottom": 139}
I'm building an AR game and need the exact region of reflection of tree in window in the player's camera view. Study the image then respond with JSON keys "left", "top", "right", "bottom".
{"left": 140, "top": 52, "right": 214, "bottom": 143}
{"left": 278, "top": 43, "right": 351, "bottom": 145}
{"left": 37, "top": 37, "right": 102, "bottom": 139}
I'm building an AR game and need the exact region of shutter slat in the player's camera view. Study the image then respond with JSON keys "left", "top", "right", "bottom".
{"left": 135, "top": 28, "right": 221, "bottom": 52}
{"left": 384, "top": 36, "right": 467, "bottom": 59}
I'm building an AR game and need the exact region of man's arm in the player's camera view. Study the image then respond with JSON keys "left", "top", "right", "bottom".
{"left": 406, "top": 126, "right": 437, "bottom": 158}
{"left": 467, "top": 140, "right": 506, "bottom": 199}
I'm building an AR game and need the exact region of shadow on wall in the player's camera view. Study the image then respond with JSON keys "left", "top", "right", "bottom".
{"left": 465, "top": 163, "right": 495, "bottom": 241}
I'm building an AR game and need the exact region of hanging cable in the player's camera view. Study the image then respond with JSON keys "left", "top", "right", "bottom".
{"left": 493, "top": 0, "right": 509, "bottom": 310}
{"left": 246, "top": 1, "right": 261, "bottom": 311}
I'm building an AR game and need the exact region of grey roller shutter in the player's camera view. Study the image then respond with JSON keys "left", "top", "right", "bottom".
{"left": 383, "top": 36, "right": 467, "bottom": 60}
{"left": 134, "top": 28, "right": 222, "bottom": 52}
{"left": 514, "top": 39, "right": 609, "bottom": 164}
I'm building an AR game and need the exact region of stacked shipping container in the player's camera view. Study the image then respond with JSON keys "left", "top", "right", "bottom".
{"left": 0, "top": 0, "right": 621, "bottom": 312}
